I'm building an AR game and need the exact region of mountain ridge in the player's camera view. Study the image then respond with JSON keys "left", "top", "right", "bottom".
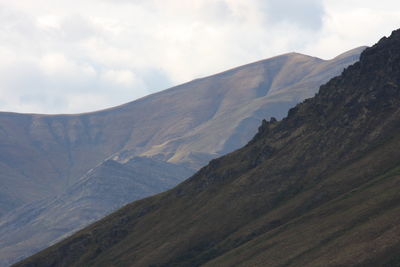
{"left": 13, "top": 30, "right": 400, "bottom": 267}
{"left": 0, "top": 47, "right": 364, "bottom": 117}
{"left": 0, "top": 47, "right": 364, "bottom": 266}
{"left": 0, "top": 46, "right": 364, "bottom": 216}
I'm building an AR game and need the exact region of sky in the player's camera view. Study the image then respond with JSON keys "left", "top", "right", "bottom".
{"left": 0, "top": 0, "right": 399, "bottom": 114}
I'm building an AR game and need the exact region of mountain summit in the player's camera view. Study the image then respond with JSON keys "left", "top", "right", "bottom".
{"left": 16, "top": 30, "right": 400, "bottom": 266}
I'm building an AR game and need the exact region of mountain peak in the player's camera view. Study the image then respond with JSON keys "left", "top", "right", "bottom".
{"left": 15, "top": 30, "right": 400, "bottom": 267}
{"left": 0, "top": 45, "right": 363, "bottom": 266}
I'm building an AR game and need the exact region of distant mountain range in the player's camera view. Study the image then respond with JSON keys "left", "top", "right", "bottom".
{"left": 0, "top": 47, "right": 364, "bottom": 266}
{"left": 14, "top": 29, "right": 400, "bottom": 267}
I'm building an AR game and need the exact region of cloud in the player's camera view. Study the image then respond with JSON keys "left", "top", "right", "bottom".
{"left": 263, "top": 0, "right": 324, "bottom": 30}
{"left": 304, "top": 0, "right": 400, "bottom": 58}
{"left": 102, "top": 69, "right": 144, "bottom": 88}
{"left": 0, "top": 0, "right": 399, "bottom": 113}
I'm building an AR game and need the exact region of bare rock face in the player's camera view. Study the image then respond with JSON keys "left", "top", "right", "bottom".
{"left": 0, "top": 47, "right": 364, "bottom": 266}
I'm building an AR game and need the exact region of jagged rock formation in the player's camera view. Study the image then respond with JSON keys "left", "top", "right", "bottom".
{"left": 14, "top": 30, "right": 400, "bottom": 267}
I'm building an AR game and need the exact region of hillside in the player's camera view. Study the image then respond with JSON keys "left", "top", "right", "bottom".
{"left": 14, "top": 30, "right": 400, "bottom": 267}
{"left": 0, "top": 47, "right": 364, "bottom": 266}
{"left": 0, "top": 47, "right": 363, "bottom": 217}
{"left": 0, "top": 157, "right": 192, "bottom": 266}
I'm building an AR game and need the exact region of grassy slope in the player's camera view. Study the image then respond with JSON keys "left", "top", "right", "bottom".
{"left": 207, "top": 138, "right": 400, "bottom": 266}
{"left": 17, "top": 118, "right": 400, "bottom": 267}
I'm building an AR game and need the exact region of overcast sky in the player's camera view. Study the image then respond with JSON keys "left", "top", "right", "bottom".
{"left": 0, "top": 0, "right": 399, "bottom": 114}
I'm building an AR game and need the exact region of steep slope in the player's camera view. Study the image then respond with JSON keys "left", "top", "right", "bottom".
{"left": 138, "top": 49, "right": 365, "bottom": 165}
{"left": 0, "top": 157, "right": 192, "bottom": 266}
{"left": 0, "top": 47, "right": 363, "bottom": 217}
{"left": 15, "top": 30, "right": 400, "bottom": 267}
{"left": 0, "top": 48, "right": 364, "bottom": 266}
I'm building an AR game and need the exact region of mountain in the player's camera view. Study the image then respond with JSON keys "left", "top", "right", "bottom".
{"left": 0, "top": 47, "right": 363, "bottom": 216}
{"left": 0, "top": 47, "right": 364, "bottom": 266}
{"left": 14, "top": 30, "right": 400, "bottom": 267}
{"left": 0, "top": 157, "right": 193, "bottom": 266}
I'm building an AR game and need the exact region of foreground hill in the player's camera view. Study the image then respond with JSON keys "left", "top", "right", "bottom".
{"left": 0, "top": 48, "right": 364, "bottom": 266}
{"left": 15, "top": 30, "right": 400, "bottom": 267}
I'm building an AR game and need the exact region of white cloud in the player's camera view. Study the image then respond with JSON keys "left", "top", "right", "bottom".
{"left": 304, "top": 0, "right": 400, "bottom": 58}
{"left": 39, "top": 53, "right": 95, "bottom": 78}
{"left": 0, "top": 0, "right": 399, "bottom": 113}
{"left": 102, "top": 69, "right": 144, "bottom": 88}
